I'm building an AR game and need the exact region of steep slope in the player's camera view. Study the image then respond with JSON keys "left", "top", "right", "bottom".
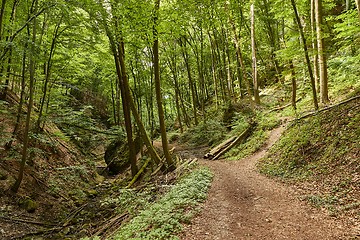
{"left": 259, "top": 96, "right": 360, "bottom": 229}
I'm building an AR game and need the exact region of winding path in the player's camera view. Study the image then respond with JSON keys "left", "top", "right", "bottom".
{"left": 180, "top": 125, "right": 352, "bottom": 240}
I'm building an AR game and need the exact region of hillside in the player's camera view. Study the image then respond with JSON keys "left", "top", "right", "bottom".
{"left": 259, "top": 97, "right": 360, "bottom": 224}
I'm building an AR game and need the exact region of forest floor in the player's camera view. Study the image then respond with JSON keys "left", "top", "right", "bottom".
{"left": 178, "top": 124, "right": 357, "bottom": 240}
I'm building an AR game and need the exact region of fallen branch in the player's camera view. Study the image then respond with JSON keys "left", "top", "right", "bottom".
{"left": 127, "top": 157, "right": 151, "bottom": 188}
{"left": 296, "top": 95, "right": 360, "bottom": 121}
{"left": 11, "top": 227, "right": 63, "bottom": 240}
{"left": 62, "top": 203, "right": 88, "bottom": 227}
{"left": 91, "top": 212, "right": 129, "bottom": 237}
{"left": 205, "top": 122, "right": 256, "bottom": 160}
{"left": 175, "top": 158, "right": 198, "bottom": 174}
{"left": 267, "top": 98, "right": 302, "bottom": 113}
{"left": 212, "top": 123, "right": 256, "bottom": 160}
{"left": 0, "top": 216, "right": 58, "bottom": 227}
{"left": 204, "top": 136, "right": 237, "bottom": 159}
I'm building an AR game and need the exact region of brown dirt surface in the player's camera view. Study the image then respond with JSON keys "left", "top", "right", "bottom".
{"left": 180, "top": 125, "right": 358, "bottom": 240}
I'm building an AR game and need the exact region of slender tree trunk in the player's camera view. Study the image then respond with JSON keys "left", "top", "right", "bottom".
{"left": 110, "top": 78, "right": 117, "bottom": 124}
{"left": 290, "top": 0, "right": 319, "bottom": 110}
{"left": 315, "top": 0, "right": 329, "bottom": 103}
{"left": 167, "top": 52, "right": 183, "bottom": 133}
{"left": 1, "top": 0, "right": 18, "bottom": 100}
{"left": 289, "top": 61, "right": 297, "bottom": 110}
{"left": 251, "top": 4, "right": 260, "bottom": 104}
{"left": 356, "top": 0, "right": 360, "bottom": 21}
{"left": 311, "top": 0, "right": 320, "bottom": 93}
{"left": 117, "top": 42, "right": 138, "bottom": 176}
{"left": 37, "top": 19, "right": 61, "bottom": 130}
{"left": 5, "top": 40, "right": 28, "bottom": 150}
{"left": 0, "top": 0, "right": 7, "bottom": 41}
{"left": 208, "top": 31, "right": 219, "bottom": 108}
{"left": 229, "top": 14, "right": 250, "bottom": 98}
{"left": 180, "top": 38, "right": 198, "bottom": 126}
{"left": 12, "top": 0, "right": 38, "bottom": 193}
{"left": 153, "top": 0, "right": 174, "bottom": 169}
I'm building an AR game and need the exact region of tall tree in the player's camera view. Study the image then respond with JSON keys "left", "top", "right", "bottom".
{"left": 12, "top": 0, "right": 38, "bottom": 193}
{"left": 356, "top": 0, "right": 360, "bottom": 21}
{"left": 290, "top": 0, "right": 319, "bottom": 110}
{"left": 153, "top": 0, "right": 174, "bottom": 169}
{"left": 315, "top": 0, "right": 329, "bottom": 103}
{"left": 251, "top": 4, "right": 260, "bottom": 104}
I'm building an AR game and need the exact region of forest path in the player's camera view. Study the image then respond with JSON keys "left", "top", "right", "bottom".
{"left": 178, "top": 124, "right": 351, "bottom": 240}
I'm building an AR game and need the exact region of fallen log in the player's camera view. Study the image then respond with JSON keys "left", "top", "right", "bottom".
{"left": 204, "top": 136, "right": 237, "bottom": 159}
{"left": 267, "top": 98, "right": 302, "bottom": 113}
{"left": 295, "top": 95, "right": 360, "bottom": 121}
{"left": 205, "top": 123, "right": 256, "bottom": 160}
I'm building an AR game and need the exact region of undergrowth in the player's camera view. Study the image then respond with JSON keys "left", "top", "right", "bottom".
{"left": 179, "top": 120, "right": 226, "bottom": 147}
{"left": 259, "top": 98, "right": 360, "bottom": 214}
{"left": 106, "top": 167, "right": 213, "bottom": 240}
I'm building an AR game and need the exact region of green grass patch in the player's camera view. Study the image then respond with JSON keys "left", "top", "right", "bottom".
{"left": 108, "top": 167, "right": 213, "bottom": 240}
{"left": 180, "top": 120, "right": 227, "bottom": 147}
{"left": 226, "top": 129, "right": 267, "bottom": 160}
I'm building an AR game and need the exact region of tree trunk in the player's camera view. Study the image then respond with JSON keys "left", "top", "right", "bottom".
{"left": 153, "top": 0, "right": 174, "bottom": 170}
{"left": 1, "top": 0, "right": 18, "bottom": 100}
{"left": 356, "top": 0, "right": 360, "bottom": 21}
{"left": 5, "top": 35, "right": 28, "bottom": 150}
{"left": 12, "top": 0, "right": 38, "bottom": 193}
{"left": 180, "top": 38, "right": 198, "bottom": 126}
{"left": 208, "top": 31, "right": 219, "bottom": 108}
{"left": 37, "top": 18, "right": 61, "bottom": 130}
{"left": 251, "top": 4, "right": 260, "bottom": 105}
{"left": 289, "top": 61, "right": 297, "bottom": 110}
{"left": 311, "top": 0, "right": 320, "bottom": 93}
{"left": 290, "top": 0, "right": 319, "bottom": 110}
{"left": 167, "top": 50, "right": 183, "bottom": 133}
{"left": 0, "top": 0, "right": 7, "bottom": 41}
{"left": 315, "top": 0, "right": 329, "bottom": 103}
{"left": 102, "top": 3, "right": 139, "bottom": 176}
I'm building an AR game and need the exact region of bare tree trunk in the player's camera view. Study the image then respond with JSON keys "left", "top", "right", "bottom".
{"left": 37, "top": 18, "right": 62, "bottom": 130}
{"left": 251, "top": 4, "right": 260, "bottom": 105}
{"left": 180, "top": 37, "right": 198, "bottom": 126}
{"left": 167, "top": 50, "right": 183, "bottom": 133}
{"left": 208, "top": 31, "right": 219, "bottom": 108}
{"left": 5, "top": 36, "right": 28, "bottom": 150}
{"left": 289, "top": 61, "right": 297, "bottom": 110}
{"left": 356, "top": 0, "right": 360, "bottom": 21}
{"left": 310, "top": 0, "right": 320, "bottom": 94}
{"left": 290, "top": 0, "right": 319, "bottom": 110}
{"left": 0, "top": 0, "right": 7, "bottom": 41}
{"left": 12, "top": 0, "right": 38, "bottom": 193}
{"left": 315, "top": 0, "right": 329, "bottom": 103}
{"left": 153, "top": 0, "right": 174, "bottom": 170}
{"left": 1, "top": 0, "right": 19, "bottom": 100}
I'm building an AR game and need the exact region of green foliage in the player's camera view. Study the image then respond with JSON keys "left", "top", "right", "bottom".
{"left": 180, "top": 120, "right": 227, "bottom": 147}
{"left": 111, "top": 168, "right": 213, "bottom": 240}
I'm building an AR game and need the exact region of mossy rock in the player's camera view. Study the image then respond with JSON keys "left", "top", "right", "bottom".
{"left": 18, "top": 197, "right": 38, "bottom": 213}
{"left": 104, "top": 138, "right": 134, "bottom": 175}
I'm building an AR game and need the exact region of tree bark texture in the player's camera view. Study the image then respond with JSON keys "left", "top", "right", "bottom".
{"left": 251, "top": 4, "right": 260, "bottom": 104}
{"left": 290, "top": 0, "right": 319, "bottom": 110}
{"left": 315, "top": 0, "right": 329, "bottom": 103}
{"left": 153, "top": 0, "right": 174, "bottom": 169}
{"left": 12, "top": 0, "right": 38, "bottom": 193}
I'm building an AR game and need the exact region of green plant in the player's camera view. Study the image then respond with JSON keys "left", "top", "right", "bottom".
{"left": 110, "top": 167, "right": 213, "bottom": 240}
{"left": 180, "top": 120, "right": 227, "bottom": 147}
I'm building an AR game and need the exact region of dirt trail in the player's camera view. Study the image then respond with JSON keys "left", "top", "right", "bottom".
{"left": 180, "top": 125, "right": 353, "bottom": 240}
